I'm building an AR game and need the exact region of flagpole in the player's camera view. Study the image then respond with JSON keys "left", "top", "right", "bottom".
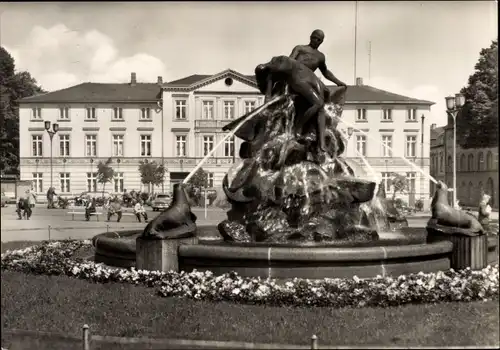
{"left": 354, "top": 0, "right": 358, "bottom": 84}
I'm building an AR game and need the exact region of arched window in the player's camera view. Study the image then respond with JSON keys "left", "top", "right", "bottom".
{"left": 478, "top": 181, "right": 484, "bottom": 198}
{"left": 486, "top": 177, "right": 494, "bottom": 206}
{"left": 467, "top": 154, "right": 474, "bottom": 171}
{"left": 447, "top": 155, "right": 452, "bottom": 172}
{"left": 460, "top": 154, "right": 466, "bottom": 172}
{"left": 486, "top": 151, "right": 493, "bottom": 170}
{"left": 460, "top": 181, "right": 467, "bottom": 200}
{"left": 468, "top": 182, "right": 474, "bottom": 205}
{"left": 440, "top": 153, "right": 444, "bottom": 172}
{"left": 478, "top": 152, "right": 484, "bottom": 171}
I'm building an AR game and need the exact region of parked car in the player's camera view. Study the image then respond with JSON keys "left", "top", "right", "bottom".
{"left": 151, "top": 193, "right": 172, "bottom": 211}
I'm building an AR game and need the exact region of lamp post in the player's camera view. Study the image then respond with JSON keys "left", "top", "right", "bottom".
{"left": 420, "top": 114, "right": 425, "bottom": 200}
{"left": 117, "top": 158, "right": 121, "bottom": 193}
{"left": 44, "top": 121, "right": 59, "bottom": 189}
{"left": 445, "top": 93, "right": 466, "bottom": 208}
{"left": 90, "top": 158, "right": 94, "bottom": 192}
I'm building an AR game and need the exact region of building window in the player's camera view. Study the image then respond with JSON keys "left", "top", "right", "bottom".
{"left": 113, "top": 107, "right": 123, "bottom": 120}
{"left": 486, "top": 151, "right": 493, "bottom": 170}
{"left": 59, "top": 134, "right": 70, "bottom": 157}
{"left": 114, "top": 172, "right": 124, "bottom": 193}
{"left": 202, "top": 101, "right": 214, "bottom": 120}
{"left": 203, "top": 136, "right": 214, "bottom": 156}
{"left": 405, "top": 135, "right": 417, "bottom": 157}
{"left": 32, "top": 107, "right": 42, "bottom": 120}
{"left": 381, "top": 135, "right": 392, "bottom": 157}
{"left": 382, "top": 109, "right": 392, "bottom": 121}
{"left": 112, "top": 135, "right": 124, "bottom": 156}
{"left": 175, "top": 100, "right": 187, "bottom": 120}
{"left": 381, "top": 172, "right": 392, "bottom": 194}
{"left": 141, "top": 107, "right": 151, "bottom": 120}
{"left": 478, "top": 152, "right": 484, "bottom": 171}
{"left": 467, "top": 154, "right": 474, "bottom": 171}
{"left": 59, "top": 107, "right": 70, "bottom": 120}
{"left": 356, "top": 109, "right": 367, "bottom": 121}
{"left": 460, "top": 154, "right": 466, "bottom": 172}
{"left": 60, "top": 172, "right": 70, "bottom": 193}
{"left": 406, "top": 172, "right": 416, "bottom": 194}
{"left": 244, "top": 101, "right": 256, "bottom": 114}
{"left": 355, "top": 135, "right": 367, "bottom": 156}
{"left": 439, "top": 153, "right": 444, "bottom": 173}
{"left": 224, "top": 136, "right": 235, "bottom": 157}
{"left": 140, "top": 135, "right": 152, "bottom": 156}
{"left": 447, "top": 155, "right": 453, "bottom": 172}
{"left": 176, "top": 135, "right": 187, "bottom": 157}
{"left": 207, "top": 172, "right": 214, "bottom": 188}
{"left": 407, "top": 108, "right": 417, "bottom": 121}
{"left": 87, "top": 172, "right": 97, "bottom": 192}
{"left": 223, "top": 101, "right": 235, "bottom": 119}
{"left": 32, "top": 135, "right": 43, "bottom": 157}
{"left": 86, "top": 107, "right": 97, "bottom": 120}
{"left": 85, "top": 135, "right": 97, "bottom": 157}
{"left": 32, "top": 173, "right": 43, "bottom": 193}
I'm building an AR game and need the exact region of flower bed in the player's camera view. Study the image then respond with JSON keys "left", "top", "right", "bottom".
{"left": 1, "top": 240, "right": 498, "bottom": 308}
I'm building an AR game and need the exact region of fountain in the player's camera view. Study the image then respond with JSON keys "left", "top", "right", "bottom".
{"left": 92, "top": 32, "right": 498, "bottom": 278}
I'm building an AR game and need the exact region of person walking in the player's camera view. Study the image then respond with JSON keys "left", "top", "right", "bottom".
{"left": 85, "top": 198, "right": 97, "bottom": 221}
{"left": 26, "top": 189, "right": 37, "bottom": 209}
{"left": 46, "top": 187, "right": 57, "bottom": 209}
{"left": 133, "top": 199, "right": 148, "bottom": 223}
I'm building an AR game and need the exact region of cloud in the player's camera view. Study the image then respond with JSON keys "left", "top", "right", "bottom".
{"left": 368, "top": 76, "right": 447, "bottom": 127}
{"left": 7, "top": 24, "right": 167, "bottom": 91}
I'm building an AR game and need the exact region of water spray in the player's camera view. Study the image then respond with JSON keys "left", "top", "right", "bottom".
{"left": 332, "top": 114, "right": 438, "bottom": 184}
{"left": 183, "top": 95, "right": 286, "bottom": 184}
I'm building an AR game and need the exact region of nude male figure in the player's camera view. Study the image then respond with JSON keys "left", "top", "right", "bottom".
{"left": 289, "top": 29, "right": 346, "bottom": 87}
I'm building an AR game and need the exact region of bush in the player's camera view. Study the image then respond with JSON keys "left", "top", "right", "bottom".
{"left": 1, "top": 241, "right": 498, "bottom": 308}
{"left": 415, "top": 199, "right": 424, "bottom": 212}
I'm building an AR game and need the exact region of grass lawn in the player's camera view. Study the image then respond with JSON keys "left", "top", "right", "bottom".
{"left": 2, "top": 236, "right": 499, "bottom": 349}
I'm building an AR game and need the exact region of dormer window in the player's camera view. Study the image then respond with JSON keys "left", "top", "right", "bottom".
{"left": 141, "top": 107, "right": 151, "bottom": 120}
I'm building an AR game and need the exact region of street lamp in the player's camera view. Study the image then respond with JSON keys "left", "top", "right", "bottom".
{"left": 420, "top": 114, "right": 425, "bottom": 200}
{"left": 347, "top": 127, "right": 354, "bottom": 139}
{"left": 44, "top": 121, "right": 59, "bottom": 188}
{"left": 445, "top": 93, "right": 466, "bottom": 208}
{"left": 90, "top": 158, "right": 94, "bottom": 192}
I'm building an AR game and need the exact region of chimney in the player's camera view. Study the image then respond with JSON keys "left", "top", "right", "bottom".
{"left": 356, "top": 77, "right": 363, "bottom": 86}
{"left": 157, "top": 76, "right": 163, "bottom": 85}
{"left": 431, "top": 123, "right": 436, "bottom": 130}
{"left": 130, "top": 72, "right": 137, "bottom": 85}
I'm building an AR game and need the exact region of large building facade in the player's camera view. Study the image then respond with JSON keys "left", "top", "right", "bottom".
{"left": 430, "top": 120, "right": 498, "bottom": 209}
{"left": 19, "top": 72, "right": 434, "bottom": 206}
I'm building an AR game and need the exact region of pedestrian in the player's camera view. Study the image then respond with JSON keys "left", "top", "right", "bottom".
{"left": 26, "top": 189, "right": 37, "bottom": 209}
{"left": 107, "top": 198, "right": 123, "bottom": 222}
{"left": 16, "top": 197, "right": 26, "bottom": 220}
{"left": 46, "top": 187, "right": 57, "bottom": 209}
{"left": 85, "top": 198, "right": 97, "bottom": 221}
{"left": 133, "top": 199, "right": 148, "bottom": 223}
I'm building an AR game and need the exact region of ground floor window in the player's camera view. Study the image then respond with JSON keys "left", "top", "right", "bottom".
{"left": 87, "top": 172, "right": 97, "bottom": 192}
{"left": 114, "top": 172, "right": 124, "bottom": 193}
{"left": 60, "top": 172, "right": 71, "bottom": 193}
{"left": 32, "top": 173, "right": 43, "bottom": 193}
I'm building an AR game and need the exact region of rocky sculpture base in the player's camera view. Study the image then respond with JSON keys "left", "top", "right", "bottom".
{"left": 218, "top": 91, "right": 396, "bottom": 244}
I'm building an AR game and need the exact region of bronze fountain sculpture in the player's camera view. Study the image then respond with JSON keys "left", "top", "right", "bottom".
{"left": 141, "top": 29, "right": 486, "bottom": 244}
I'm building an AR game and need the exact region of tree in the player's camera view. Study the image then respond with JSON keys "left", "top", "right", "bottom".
{"left": 0, "top": 47, "right": 45, "bottom": 175}
{"left": 187, "top": 168, "right": 208, "bottom": 189}
{"left": 389, "top": 173, "right": 408, "bottom": 200}
{"left": 96, "top": 158, "right": 115, "bottom": 196}
{"left": 457, "top": 39, "right": 498, "bottom": 149}
{"left": 138, "top": 160, "right": 165, "bottom": 194}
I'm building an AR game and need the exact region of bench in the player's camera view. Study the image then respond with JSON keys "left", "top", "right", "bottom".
{"left": 67, "top": 211, "right": 103, "bottom": 221}
{"left": 67, "top": 210, "right": 137, "bottom": 221}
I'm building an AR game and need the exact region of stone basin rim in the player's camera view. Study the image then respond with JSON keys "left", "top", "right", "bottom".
{"left": 178, "top": 240, "right": 454, "bottom": 262}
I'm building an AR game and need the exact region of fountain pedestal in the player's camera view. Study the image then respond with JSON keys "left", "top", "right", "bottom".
{"left": 136, "top": 235, "right": 198, "bottom": 272}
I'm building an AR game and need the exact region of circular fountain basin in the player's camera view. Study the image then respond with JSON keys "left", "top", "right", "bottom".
{"left": 91, "top": 225, "right": 462, "bottom": 279}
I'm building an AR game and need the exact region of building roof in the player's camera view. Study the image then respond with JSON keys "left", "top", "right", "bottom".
{"left": 19, "top": 69, "right": 435, "bottom": 105}
{"left": 165, "top": 72, "right": 434, "bottom": 105}
{"left": 431, "top": 126, "right": 445, "bottom": 140}
{"left": 19, "top": 82, "right": 162, "bottom": 104}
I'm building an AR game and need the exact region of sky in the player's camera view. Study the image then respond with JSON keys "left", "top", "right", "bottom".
{"left": 0, "top": 1, "right": 497, "bottom": 127}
